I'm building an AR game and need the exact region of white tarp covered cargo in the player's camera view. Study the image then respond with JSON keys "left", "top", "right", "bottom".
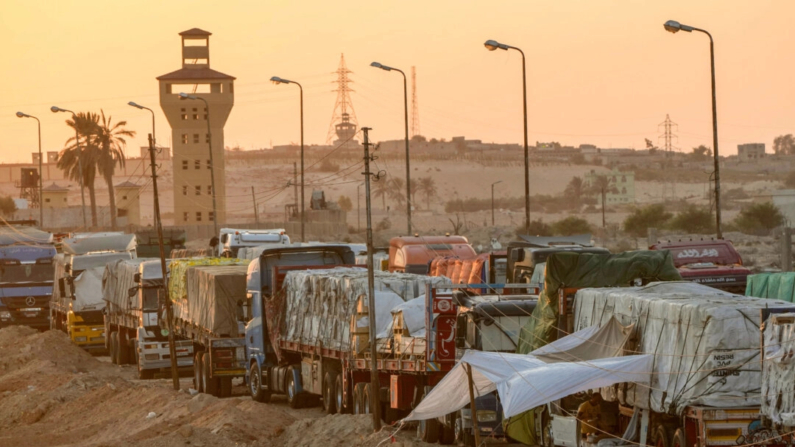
{"left": 52, "top": 251, "right": 134, "bottom": 313}
{"left": 173, "top": 265, "right": 248, "bottom": 337}
{"left": 278, "top": 267, "right": 449, "bottom": 352}
{"left": 761, "top": 313, "right": 795, "bottom": 426}
{"left": 72, "top": 266, "right": 106, "bottom": 313}
{"left": 102, "top": 258, "right": 160, "bottom": 314}
{"left": 573, "top": 282, "right": 795, "bottom": 415}
{"left": 62, "top": 233, "right": 136, "bottom": 255}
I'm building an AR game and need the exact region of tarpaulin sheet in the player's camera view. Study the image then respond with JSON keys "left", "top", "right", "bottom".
{"left": 516, "top": 251, "right": 681, "bottom": 354}
{"left": 403, "top": 350, "right": 652, "bottom": 421}
{"left": 173, "top": 265, "right": 248, "bottom": 337}
{"left": 103, "top": 258, "right": 153, "bottom": 314}
{"left": 52, "top": 252, "right": 134, "bottom": 313}
{"left": 530, "top": 316, "right": 633, "bottom": 363}
{"left": 573, "top": 282, "right": 795, "bottom": 415}
{"left": 0, "top": 226, "right": 52, "bottom": 245}
{"left": 62, "top": 233, "right": 136, "bottom": 255}
{"left": 746, "top": 272, "right": 795, "bottom": 302}
{"left": 268, "top": 267, "right": 449, "bottom": 361}
{"left": 761, "top": 313, "right": 795, "bottom": 426}
{"left": 168, "top": 257, "right": 247, "bottom": 302}
{"left": 72, "top": 266, "right": 106, "bottom": 313}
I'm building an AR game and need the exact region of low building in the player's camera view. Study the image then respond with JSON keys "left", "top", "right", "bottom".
{"left": 584, "top": 168, "right": 635, "bottom": 204}
{"left": 737, "top": 143, "right": 765, "bottom": 161}
{"left": 41, "top": 183, "right": 69, "bottom": 209}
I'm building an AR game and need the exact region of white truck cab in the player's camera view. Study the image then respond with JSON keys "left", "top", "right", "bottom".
{"left": 218, "top": 228, "right": 290, "bottom": 258}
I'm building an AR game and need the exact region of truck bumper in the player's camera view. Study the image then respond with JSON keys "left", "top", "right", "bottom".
{"left": 139, "top": 340, "right": 194, "bottom": 370}
{"left": 0, "top": 309, "right": 50, "bottom": 331}
{"left": 71, "top": 324, "right": 106, "bottom": 351}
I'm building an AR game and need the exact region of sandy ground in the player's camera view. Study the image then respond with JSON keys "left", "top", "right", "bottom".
{"left": 0, "top": 326, "right": 457, "bottom": 447}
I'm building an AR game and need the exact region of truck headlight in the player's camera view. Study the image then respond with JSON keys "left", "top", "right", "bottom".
{"left": 74, "top": 336, "right": 87, "bottom": 342}
{"left": 476, "top": 410, "right": 497, "bottom": 422}
{"left": 0, "top": 311, "right": 11, "bottom": 319}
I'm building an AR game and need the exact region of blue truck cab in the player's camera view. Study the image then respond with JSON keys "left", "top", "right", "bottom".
{"left": 0, "top": 244, "right": 57, "bottom": 330}
{"left": 244, "top": 245, "right": 355, "bottom": 403}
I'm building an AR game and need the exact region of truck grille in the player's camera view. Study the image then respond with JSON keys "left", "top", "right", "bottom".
{"left": 1, "top": 296, "right": 49, "bottom": 310}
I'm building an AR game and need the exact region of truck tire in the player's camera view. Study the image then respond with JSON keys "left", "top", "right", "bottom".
{"left": 202, "top": 353, "right": 219, "bottom": 396}
{"left": 438, "top": 421, "right": 455, "bottom": 445}
{"left": 118, "top": 331, "right": 130, "bottom": 365}
{"left": 286, "top": 367, "right": 301, "bottom": 409}
{"left": 418, "top": 418, "right": 440, "bottom": 443}
{"left": 322, "top": 371, "right": 338, "bottom": 414}
{"left": 249, "top": 362, "right": 271, "bottom": 403}
{"left": 654, "top": 424, "right": 671, "bottom": 447}
{"left": 672, "top": 428, "right": 686, "bottom": 447}
{"left": 353, "top": 383, "right": 366, "bottom": 414}
{"left": 219, "top": 377, "right": 233, "bottom": 398}
{"left": 335, "top": 373, "right": 350, "bottom": 414}
{"left": 193, "top": 352, "right": 204, "bottom": 392}
{"left": 110, "top": 332, "right": 118, "bottom": 365}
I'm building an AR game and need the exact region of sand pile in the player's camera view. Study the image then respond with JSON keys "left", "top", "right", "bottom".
{"left": 280, "top": 414, "right": 436, "bottom": 447}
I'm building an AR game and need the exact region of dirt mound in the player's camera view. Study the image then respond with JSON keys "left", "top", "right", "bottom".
{"left": 281, "top": 414, "right": 435, "bottom": 447}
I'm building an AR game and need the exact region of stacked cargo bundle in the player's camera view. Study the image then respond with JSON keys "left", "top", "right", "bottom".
{"left": 761, "top": 313, "right": 795, "bottom": 427}
{"left": 572, "top": 282, "right": 795, "bottom": 415}
{"left": 174, "top": 265, "right": 249, "bottom": 337}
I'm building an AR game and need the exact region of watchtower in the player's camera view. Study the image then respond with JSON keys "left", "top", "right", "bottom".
{"left": 115, "top": 181, "right": 141, "bottom": 226}
{"left": 157, "top": 28, "right": 235, "bottom": 225}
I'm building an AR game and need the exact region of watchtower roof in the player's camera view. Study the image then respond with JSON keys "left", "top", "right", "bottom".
{"left": 179, "top": 28, "right": 212, "bottom": 37}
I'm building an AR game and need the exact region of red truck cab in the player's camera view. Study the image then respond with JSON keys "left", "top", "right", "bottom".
{"left": 650, "top": 239, "right": 750, "bottom": 293}
{"left": 388, "top": 235, "right": 477, "bottom": 274}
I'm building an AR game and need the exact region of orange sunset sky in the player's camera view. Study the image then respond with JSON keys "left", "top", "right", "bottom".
{"left": 1, "top": 0, "right": 793, "bottom": 163}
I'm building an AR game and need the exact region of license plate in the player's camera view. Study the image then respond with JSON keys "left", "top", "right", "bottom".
{"left": 20, "top": 308, "right": 42, "bottom": 312}
{"left": 24, "top": 313, "right": 37, "bottom": 318}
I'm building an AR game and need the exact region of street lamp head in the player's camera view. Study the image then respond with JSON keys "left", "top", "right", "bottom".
{"left": 664, "top": 20, "right": 694, "bottom": 33}
{"left": 270, "top": 76, "right": 286, "bottom": 85}
{"left": 50, "top": 106, "right": 62, "bottom": 113}
{"left": 178, "top": 92, "right": 197, "bottom": 100}
{"left": 16, "top": 112, "right": 27, "bottom": 118}
{"left": 128, "top": 101, "right": 144, "bottom": 109}
{"left": 484, "top": 39, "right": 508, "bottom": 51}
{"left": 370, "top": 61, "right": 392, "bottom": 71}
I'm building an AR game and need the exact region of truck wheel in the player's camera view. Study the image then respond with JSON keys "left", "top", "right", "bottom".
{"left": 322, "top": 371, "right": 338, "bottom": 414}
{"left": 202, "top": 353, "right": 219, "bottom": 396}
{"left": 219, "top": 377, "right": 233, "bottom": 398}
{"left": 110, "top": 332, "right": 118, "bottom": 365}
{"left": 334, "top": 373, "right": 350, "bottom": 414}
{"left": 193, "top": 352, "right": 204, "bottom": 392}
{"left": 249, "top": 362, "right": 271, "bottom": 403}
{"left": 118, "top": 331, "right": 130, "bottom": 365}
{"left": 654, "top": 424, "right": 671, "bottom": 447}
{"left": 286, "top": 368, "right": 301, "bottom": 409}
{"left": 438, "top": 417, "right": 455, "bottom": 445}
{"left": 353, "top": 383, "right": 366, "bottom": 414}
{"left": 417, "top": 418, "right": 440, "bottom": 443}
{"left": 672, "top": 428, "right": 686, "bottom": 447}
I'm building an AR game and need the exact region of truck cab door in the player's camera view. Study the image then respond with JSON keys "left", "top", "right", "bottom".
{"left": 245, "top": 291, "right": 264, "bottom": 364}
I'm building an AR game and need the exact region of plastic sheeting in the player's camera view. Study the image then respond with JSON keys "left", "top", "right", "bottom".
{"left": 103, "top": 259, "right": 162, "bottom": 314}
{"left": 52, "top": 252, "right": 134, "bottom": 313}
{"left": 516, "top": 250, "right": 682, "bottom": 354}
{"left": 746, "top": 272, "right": 795, "bottom": 302}
{"left": 530, "top": 316, "right": 633, "bottom": 363}
{"left": 173, "top": 265, "right": 249, "bottom": 337}
{"left": 72, "top": 266, "right": 106, "bottom": 313}
{"left": 167, "top": 258, "right": 248, "bottom": 302}
{"left": 377, "top": 295, "right": 427, "bottom": 339}
{"left": 269, "top": 267, "right": 449, "bottom": 361}
{"left": 62, "top": 233, "right": 136, "bottom": 255}
{"left": 0, "top": 226, "right": 52, "bottom": 245}
{"left": 573, "top": 281, "right": 795, "bottom": 415}
{"left": 761, "top": 313, "right": 795, "bottom": 426}
{"left": 403, "top": 350, "right": 652, "bottom": 421}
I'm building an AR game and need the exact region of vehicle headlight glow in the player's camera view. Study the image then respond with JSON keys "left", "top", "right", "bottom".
{"left": 0, "top": 311, "right": 11, "bottom": 319}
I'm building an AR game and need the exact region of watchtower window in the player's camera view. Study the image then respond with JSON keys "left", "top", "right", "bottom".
{"left": 181, "top": 134, "right": 188, "bottom": 144}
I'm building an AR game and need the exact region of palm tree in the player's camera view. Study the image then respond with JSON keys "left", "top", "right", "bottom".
{"left": 58, "top": 112, "right": 100, "bottom": 227}
{"left": 372, "top": 174, "right": 389, "bottom": 211}
{"left": 564, "top": 176, "right": 585, "bottom": 207}
{"left": 418, "top": 177, "right": 437, "bottom": 210}
{"left": 95, "top": 110, "right": 134, "bottom": 230}
{"left": 408, "top": 178, "right": 418, "bottom": 210}
{"left": 388, "top": 177, "right": 406, "bottom": 210}
{"left": 588, "top": 175, "right": 619, "bottom": 228}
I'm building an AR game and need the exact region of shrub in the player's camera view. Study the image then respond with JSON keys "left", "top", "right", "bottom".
{"left": 375, "top": 217, "right": 391, "bottom": 231}
{"left": 623, "top": 204, "right": 672, "bottom": 238}
{"left": 0, "top": 196, "right": 16, "bottom": 216}
{"left": 317, "top": 158, "right": 340, "bottom": 172}
{"left": 552, "top": 216, "right": 592, "bottom": 236}
{"left": 517, "top": 219, "right": 552, "bottom": 237}
{"left": 668, "top": 205, "right": 713, "bottom": 234}
{"left": 734, "top": 202, "right": 785, "bottom": 234}
{"left": 337, "top": 195, "right": 353, "bottom": 212}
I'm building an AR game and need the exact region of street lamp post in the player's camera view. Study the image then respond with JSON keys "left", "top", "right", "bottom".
{"left": 663, "top": 20, "right": 722, "bottom": 239}
{"left": 370, "top": 62, "right": 412, "bottom": 235}
{"left": 178, "top": 93, "right": 219, "bottom": 237}
{"left": 491, "top": 180, "right": 503, "bottom": 226}
{"left": 357, "top": 181, "right": 365, "bottom": 233}
{"left": 128, "top": 101, "right": 158, "bottom": 226}
{"left": 484, "top": 39, "right": 530, "bottom": 235}
{"left": 270, "top": 77, "right": 305, "bottom": 242}
{"left": 16, "top": 112, "right": 44, "bottom": 228}
{"left": 50, "top": 106, "right": 88, "bottom": 228}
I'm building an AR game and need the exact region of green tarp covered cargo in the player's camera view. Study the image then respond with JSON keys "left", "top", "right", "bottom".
{"left": 506, "top": 250, "right": 681, "bottom": 445}
{"left": 746, "top": 272, "right": 795, "bottom": 302}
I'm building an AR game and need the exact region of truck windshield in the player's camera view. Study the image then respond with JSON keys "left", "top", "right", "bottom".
{"left": 142, "top": 288, "right": 159, "bottom": 310}
{"left": 0, "top": 263, "right": 54, "bottom": 283}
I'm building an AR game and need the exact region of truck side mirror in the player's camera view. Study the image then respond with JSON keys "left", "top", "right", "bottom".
{"left": 128, "top": 286, "right": 139, "bottom": 298}
{"left": 220, "top": 234, "right": 228, "bottom": 243}
{"left": 509, "top": 249, "right": 525, "bottom": 263}
{"left": 133, "top": 273, "right": 141, "bottom": 283}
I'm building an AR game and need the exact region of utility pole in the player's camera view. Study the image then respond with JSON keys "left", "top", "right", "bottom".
{"left": 362, "top": 127, "right": 381, "bottom": 431}
{"left": 293, "top": 162, "right": 298, "bottom": 215}
{"left": 147, "top": 134, "right": 180, "bottom": 391}
{"left": 251, "top": 186, "right": 259, "bottom": 225}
